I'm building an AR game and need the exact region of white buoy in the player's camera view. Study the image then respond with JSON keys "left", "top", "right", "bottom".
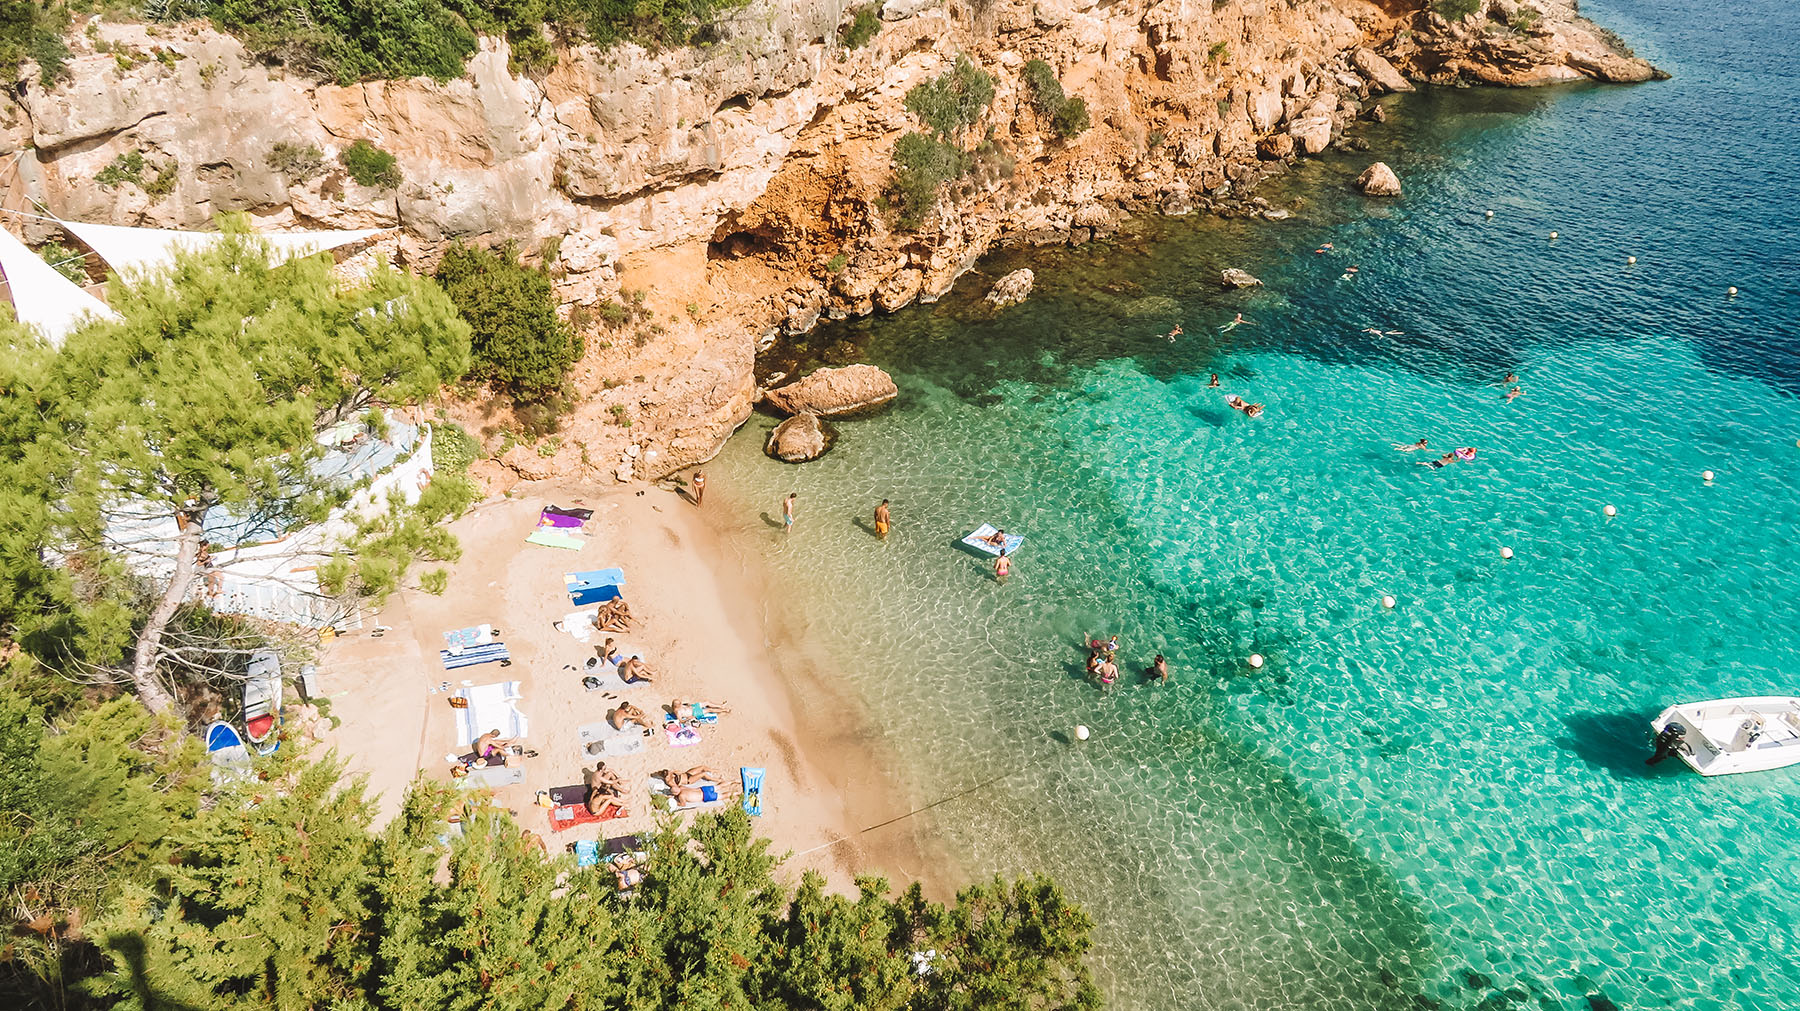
{"left": 1500, "top": 546, "right": 1514, "bottom": 560}
{"left": 1075, "top": 725, "right": 1090, "bottom": 741}
{"left": 1549, "top": 231, "right": 1559, "bottom": 240}
{"left": 1248, "top": 653, "right": 1265, "bottom": 669}
{"left": 1626, "top": 256, "right": 1637, "bottom": 265}
{"left": 1381, "top": 594, "right": 1396, "bottom": 609}
{"left": 1703, "top": 470, "right": 1715, "bottom": 483}
{"left": 1728, "top": 287, "right": 1739, "bottom": 296}
{"left": 1604, "top": 504, "right": 1618, "bottom": 517}
{"left": 1485, "top": 210, "right": 1495, "bottom": 218}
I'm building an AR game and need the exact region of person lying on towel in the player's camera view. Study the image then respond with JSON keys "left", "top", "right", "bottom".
{"left": 584, "top": 791, "right": 625, "bottom": 818}
{"left": 669, "top": 698, "right": 730, "bottom": 721}
{"left": 669, "top": 781, "right": 738, "bottom": 807}
{"left": 656, "top": 766, "right": 724, "bottom": 791}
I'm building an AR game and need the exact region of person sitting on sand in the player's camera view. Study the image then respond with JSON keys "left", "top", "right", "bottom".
{"left": 617, "top": 656, "right": 655, "bottom": 685}
{"left": 1148, "top": 654, "right": 1169, "bottom": 683}
{"left": 588, "top": 762, "right": 625, "bottom": 798}
{"left": 657, "top": 766, "right": 724, "bottom": 790}
{"left": 475, "top": 729, "right": 511, "bottom": 760}
{"left": 670, "top": 699, "right": 731, "bottom": 721}
{"left": 1393, "top": 438, "right": 1428, "bottom": 453}
{"left": 609, "top": 702, "right": 658, "bottom": 733}
{"left": 596, "top": 637, "right": 620, "bottom": 665}
{"left": 980, "top": 527, "right": 1008, "bottom": 547}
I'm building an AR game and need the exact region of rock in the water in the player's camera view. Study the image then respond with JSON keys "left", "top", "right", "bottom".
{"left": 1356, "top": 162, "right": 1403, "bottom": 197}
{"left": 1286, "top": 115, "right": 1334, "bottom": 155}
{"left": 765, "top": 412, "right": 832, "bottom": 462}
{"left": 1365, "top": 103, "right": 1388, "bottom": 123}
{"left": 762, "top": 363, "right": 898, "bottom": 418}
{"left": 1352, "top": 47, "right": 1416, "bottom": 93}
{"left": 1221, "top": 268, "right": 1263, "bottom": 289}
{"left": 985, "top": 268, "right": 1035, "bottom": 308}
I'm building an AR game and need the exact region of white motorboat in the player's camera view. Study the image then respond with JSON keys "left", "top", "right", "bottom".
{"left": 1648, "top": 696, "right": 1800, "bottom": 776}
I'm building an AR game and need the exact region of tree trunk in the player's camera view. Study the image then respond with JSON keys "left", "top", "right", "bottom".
{"left": 128, "top": 515, "right": 202, "bottom": 714}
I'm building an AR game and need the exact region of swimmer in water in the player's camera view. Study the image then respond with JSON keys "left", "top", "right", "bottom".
{"left": 1225, "top": 395, "right": 1265, "bottom": 418}
{"left": 1315, "top": 243, "right": 1334, "bottom": 253}
{"left": 1421, "top": 451, "right": 1458, "bottom": 469}
{"left": 1393, "top": 438, "right": 1429, "bottom": 453}
{"left": 1362, "top": 327, "right": 1383, "bottom": 335}
{"left": 1505, "top": 385, "right": 1525, "bottom": 402}
{"left": 1502, "top": 372, "right": 1518, "bottom": 385}
{"left": 1219, "top": 313, "right": 1252, "bottom": 331}
{"left": 1166, "top": 324, "right": 1183, "bottom": 342}
{"left": 1208, "top": 374, "right": 1220, "bottom": 387}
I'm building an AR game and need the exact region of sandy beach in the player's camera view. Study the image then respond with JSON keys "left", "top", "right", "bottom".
{"left": 316, "top": 482, "right": 950, "bottom": 895}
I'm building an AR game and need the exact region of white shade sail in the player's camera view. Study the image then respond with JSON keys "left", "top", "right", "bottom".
{"left": 60, "top": 221, "right": 384, "bottom": 280}
{"left": 0, "top": 226, "right": 119, "bottom": 345}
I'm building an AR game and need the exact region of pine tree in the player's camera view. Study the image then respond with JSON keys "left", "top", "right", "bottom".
{"left": 755, "top": 872, "right": 915, "bottom": 1011}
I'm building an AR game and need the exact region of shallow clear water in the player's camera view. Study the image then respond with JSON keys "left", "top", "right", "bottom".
{"left": 704, "top": 0, "right": 1800, "bottom": 1007}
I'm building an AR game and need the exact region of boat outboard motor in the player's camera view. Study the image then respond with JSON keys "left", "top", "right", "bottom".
{"left": 1647, "top": 722, "right": 1687, "bottom": 765}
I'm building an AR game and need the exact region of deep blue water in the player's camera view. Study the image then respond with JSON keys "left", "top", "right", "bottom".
{"left": 705, "top": 1, "right": 1800, "bottom": 1008}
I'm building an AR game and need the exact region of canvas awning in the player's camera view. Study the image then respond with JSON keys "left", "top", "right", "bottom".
{"left": 0, "top": 226, "right": 119, "bottom": 345}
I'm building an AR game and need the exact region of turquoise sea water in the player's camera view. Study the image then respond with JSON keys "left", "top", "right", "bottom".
{"left": 705, "top": 1, "right": 1800, "bottom": 1007}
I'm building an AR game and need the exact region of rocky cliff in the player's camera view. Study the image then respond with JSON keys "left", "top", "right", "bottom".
{"left": 0, "top": 0, "right": 1657, "bottom": 483}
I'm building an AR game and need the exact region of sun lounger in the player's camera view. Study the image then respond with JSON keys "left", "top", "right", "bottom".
{"left": 647, "top": 776, "right": 724, "bottom": 812}
{"left": 578, "top": 719, "right": 647, "bottom": 757}
{"left": 439, "top": 642, "right": 511, "bottom": 669}
{"left": 527, "top": 529, "right": 585, "bottom": 550}
{"left": 454, "top": 681, "right": 527, "bottom": 746}
{"left": 741, "top": 767, "right": 765, "bottom": 816}
{"left": 547, "top": 801, "right": 626, "bottom": 832}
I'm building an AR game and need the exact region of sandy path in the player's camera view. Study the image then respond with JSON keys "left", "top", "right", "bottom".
{"left": 319, "top": 484, "right": 941, "bottom": 894}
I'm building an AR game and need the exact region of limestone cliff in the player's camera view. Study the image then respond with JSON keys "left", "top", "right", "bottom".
{"left": 0, "top": 0, "right": 1657, "bottom": 482}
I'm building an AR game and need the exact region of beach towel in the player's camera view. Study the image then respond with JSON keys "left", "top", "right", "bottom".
{"left": 439, "top": 642, "right": 512, "bottom": 669}
{"left": 557, "top": 609, "right": 599, "bottom": 643}
{"left": 665, "top": 723, "right": 702, "bottom": 748}
{"left": 647, "top": 776, "right": 723, "bottom": 812}
{"left": 580, "top": 654, "right": 651, "bottom": 692}
{"left": 454, "top": 681, "right": 527, "bottom": 746}
{"left": 538, "top": 510, "right": 586, "bottom": 529}
{"left": 457, "top": 764, "right": 525, "bottom": 788}
{"left": 527, "top": 529, "right": 586, "bottom": 551}
{"left": 961, "top": 524, "right": 1025, "bottom": 557}
{"left": 543, "top": 505, "right": 594, "bottom": 521}
{"left": 548, "top": 802, "right": 626, "bottom": 832}
{"left": 548, "top": 783, "right": 591, "bottom": 806}
{"left": 442, "top": 624, "right": 496, "bottom": 654}
{"left": 578, "top": 719, "right": 648, "bottom": 757}
{"left": 741, "top": 767, "right": 765, "bottom": 817}
{"left": 565, "top": 568, "right": 625, "bottom": 605}
{"left": 570, "top": 584, "right": 621, "bottom": 606}
{"left": 572, "top": 839, "right": 601, "bottom": 867}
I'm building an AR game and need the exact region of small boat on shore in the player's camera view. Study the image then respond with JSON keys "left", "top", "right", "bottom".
{"left": 1648, "top": 696, "right": 1800, "bottom": 776}
{"left": 243, "top": 649, "right": 283, "bottom": 756}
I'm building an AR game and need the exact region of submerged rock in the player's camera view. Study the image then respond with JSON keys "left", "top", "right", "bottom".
{"left": 765, "top": 412, "right": 833, "bottom": 462}
{"left": 1357, "top": 162, "right": 1403, "bottom": 197}
{"left": 762, "top": 364, "right": 898, "bottom": 418}
{"left": 1221, "top": 267, "right": 1263, "bottom": 289}
{"left": 984, "top": 268, "right": 1035, "bottom": 308}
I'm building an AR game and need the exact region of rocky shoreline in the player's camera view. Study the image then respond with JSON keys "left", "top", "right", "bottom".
{"left": 0, "top": 0, "right": 1659, "bottom": 485}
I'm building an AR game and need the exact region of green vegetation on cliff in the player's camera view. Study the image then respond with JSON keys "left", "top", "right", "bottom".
{"left": 891, "top": 55, "right": 996, "bottom": 229}
{"left": 0, "top": 0, "right": 70, "bottom": 86}
{"left": 435, "top": 242, "right": 581, "bottom": 402}
{"left": 1021, "top": 59, "right": 1089, "bottom": 140}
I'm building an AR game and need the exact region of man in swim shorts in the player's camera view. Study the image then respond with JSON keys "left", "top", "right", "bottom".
{"left": 1149, "top": 654, "right": 1169, "bottom": 683}
{"left": 690, "top": 470, "right": 705, "bottom": 506}
{"left": 783, "top": 492, "right": 797, "bottom": 533}
{"left": 609, "top": 702, "right": 657, "bottom": 732}
{"left": 875, "top": 499, "right": 891, "bottom": 539}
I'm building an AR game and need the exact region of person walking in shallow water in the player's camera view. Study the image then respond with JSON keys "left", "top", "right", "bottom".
{"left": 690, "top": 471, "right": 705, "bottom": 506}
{"left": 782, "top": 492, "right": 797, "bottom": 533}
{"left": 874, "top": 499, "right": 891, "bottom": 540}
{"left": 994, "top": 549, "right": 1011, "bottom": 584}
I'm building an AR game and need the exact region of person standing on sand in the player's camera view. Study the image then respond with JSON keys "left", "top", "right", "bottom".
{"left": 782, "top": 492, "right": 797, "bottom": 533}
{"left": 875, "top": 499, "right": 891, "bottom": 540}
{"left": 691, "top": 471, "right": 705, "bottom": 506}
{"left": 994, "top": 549, "right": 1011, "bottom": 583}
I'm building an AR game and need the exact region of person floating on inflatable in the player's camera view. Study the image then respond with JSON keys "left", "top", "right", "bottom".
{"left": 1421, "top": 447, "right": 1478, "bottom": 470}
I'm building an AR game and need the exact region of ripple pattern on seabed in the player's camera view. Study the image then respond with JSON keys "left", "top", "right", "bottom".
{"left": 699, "top": 0, "right": 1800, "bottom": 1003}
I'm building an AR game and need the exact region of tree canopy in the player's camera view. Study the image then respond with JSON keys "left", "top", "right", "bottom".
{"left": 0, "top": 232, "right": 470, "bottom": 711}
{"left": 435, "top": 242, "right": 581, "bottom": 402}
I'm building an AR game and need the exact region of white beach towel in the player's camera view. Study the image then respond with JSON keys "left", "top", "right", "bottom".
{"left": 457, "top": 764, "right": 526, "bottom": 788}
{"left": 557, "top": 610, "right": 598, "bottom": 643}
{"left": 455, "top": 681, "right": 528, "bottom": 746}
{"left": 578, "top": 719, "right": 649, "bottom": 757}
{"left": 581, "top": 651, "right": 651, "bottom": 691}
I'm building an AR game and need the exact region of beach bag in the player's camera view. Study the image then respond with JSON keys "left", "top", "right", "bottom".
{"left": 448, "top": 696, "right": 469, "bottom": 709}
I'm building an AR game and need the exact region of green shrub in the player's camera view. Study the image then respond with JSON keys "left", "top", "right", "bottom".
{"left": 0, "top": 0, "right": 70, "bottom": 87}
{"left": 94, "top": 151, "right": 147, "bottom": 189}
{"left": 434, "top": 243, "right": 581, "bottom": 402}
{"left": 841, "top": 5, "right": 879, "bottom": 48}
{"left": 340, "top": 139, "right": 401, "bottom": 189}
{"left": 825, "top": 252, "right": 849, "bottom": 273}
{"left": 1432, "top": 0, "right": 1480, "bottom": 20}
{"left": 1208, "top": 41, "right": 1229, "bottom": 63}
{"left": 891, "top": 131, "right": 967, "bottom": 229}
{"left": 1051, "top": 96, "right": 1090, "bottom": 139}
{"left": 609, "top": 403, "right": 631, "bottom": 427}
{"left": 36, "top": 239, "right": 86, "bottom": 284}
{"left": 268, "top": 141, "right": 324, "bottom": 182}
{"left": 431, "top": 421, "right": 482, "bottom": 474}
{"left": 903, "top": 53, "right": 994, "bottom": 141}
{"left": 1021, "top": 58, "right": 1064, "bottom": 118}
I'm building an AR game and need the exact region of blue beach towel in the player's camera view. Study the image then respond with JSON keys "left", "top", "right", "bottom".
{"left": 439, "top": 642, "right": 511, "bottom": 669}
{"left": 572, "top": 839, "right": 600, "bottom": 868}
{"left": 741, "top": 767, "right": 765, "bottom": 817}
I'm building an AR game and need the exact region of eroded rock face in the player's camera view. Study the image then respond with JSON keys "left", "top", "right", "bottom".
{"left": 1356, "top": 162, "right": 1402, "bottom": 197}
{"left": 985, "top": 269, "right": 1035, "bottom": 308}
{"left": 762, "top": 364, "right": 898, "bottom": 418}
{"left": 1222, "top": 268, "right": 1263, "bottom": 289}
{"left": 765, "top": 411, "right": 831, "bottom": 462}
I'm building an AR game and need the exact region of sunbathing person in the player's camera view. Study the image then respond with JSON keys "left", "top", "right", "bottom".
{"left": 618, "top": 656, "right": 656, "bottom": 684}
{"left": 474, "top": 729, "right": 512, "bottom": 760}
{"left": 584, "top": 792, "right": 625, "bottom": 818}
{"left": 596, "top": 637, "right": 620, "bottom": 665}
{"left": 656, "top": 766, "right": 724, "bottom": 790}
{"left": 670, "top": 698, "right": 731, "bottom": 720}
{"left": 588, "top": 761, "right": 625, "bottom": 797}
{"left": 609, "top": 702, "right": 658, "bottom": 732}
{"left": 670, "top": 781, "right": 739, "bottom": 807}
{"left": 611, "top": 853, "right": 645, "bottom": 891}
{"left": 980, "top": 528, "right": 1008, "bottom": 547}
